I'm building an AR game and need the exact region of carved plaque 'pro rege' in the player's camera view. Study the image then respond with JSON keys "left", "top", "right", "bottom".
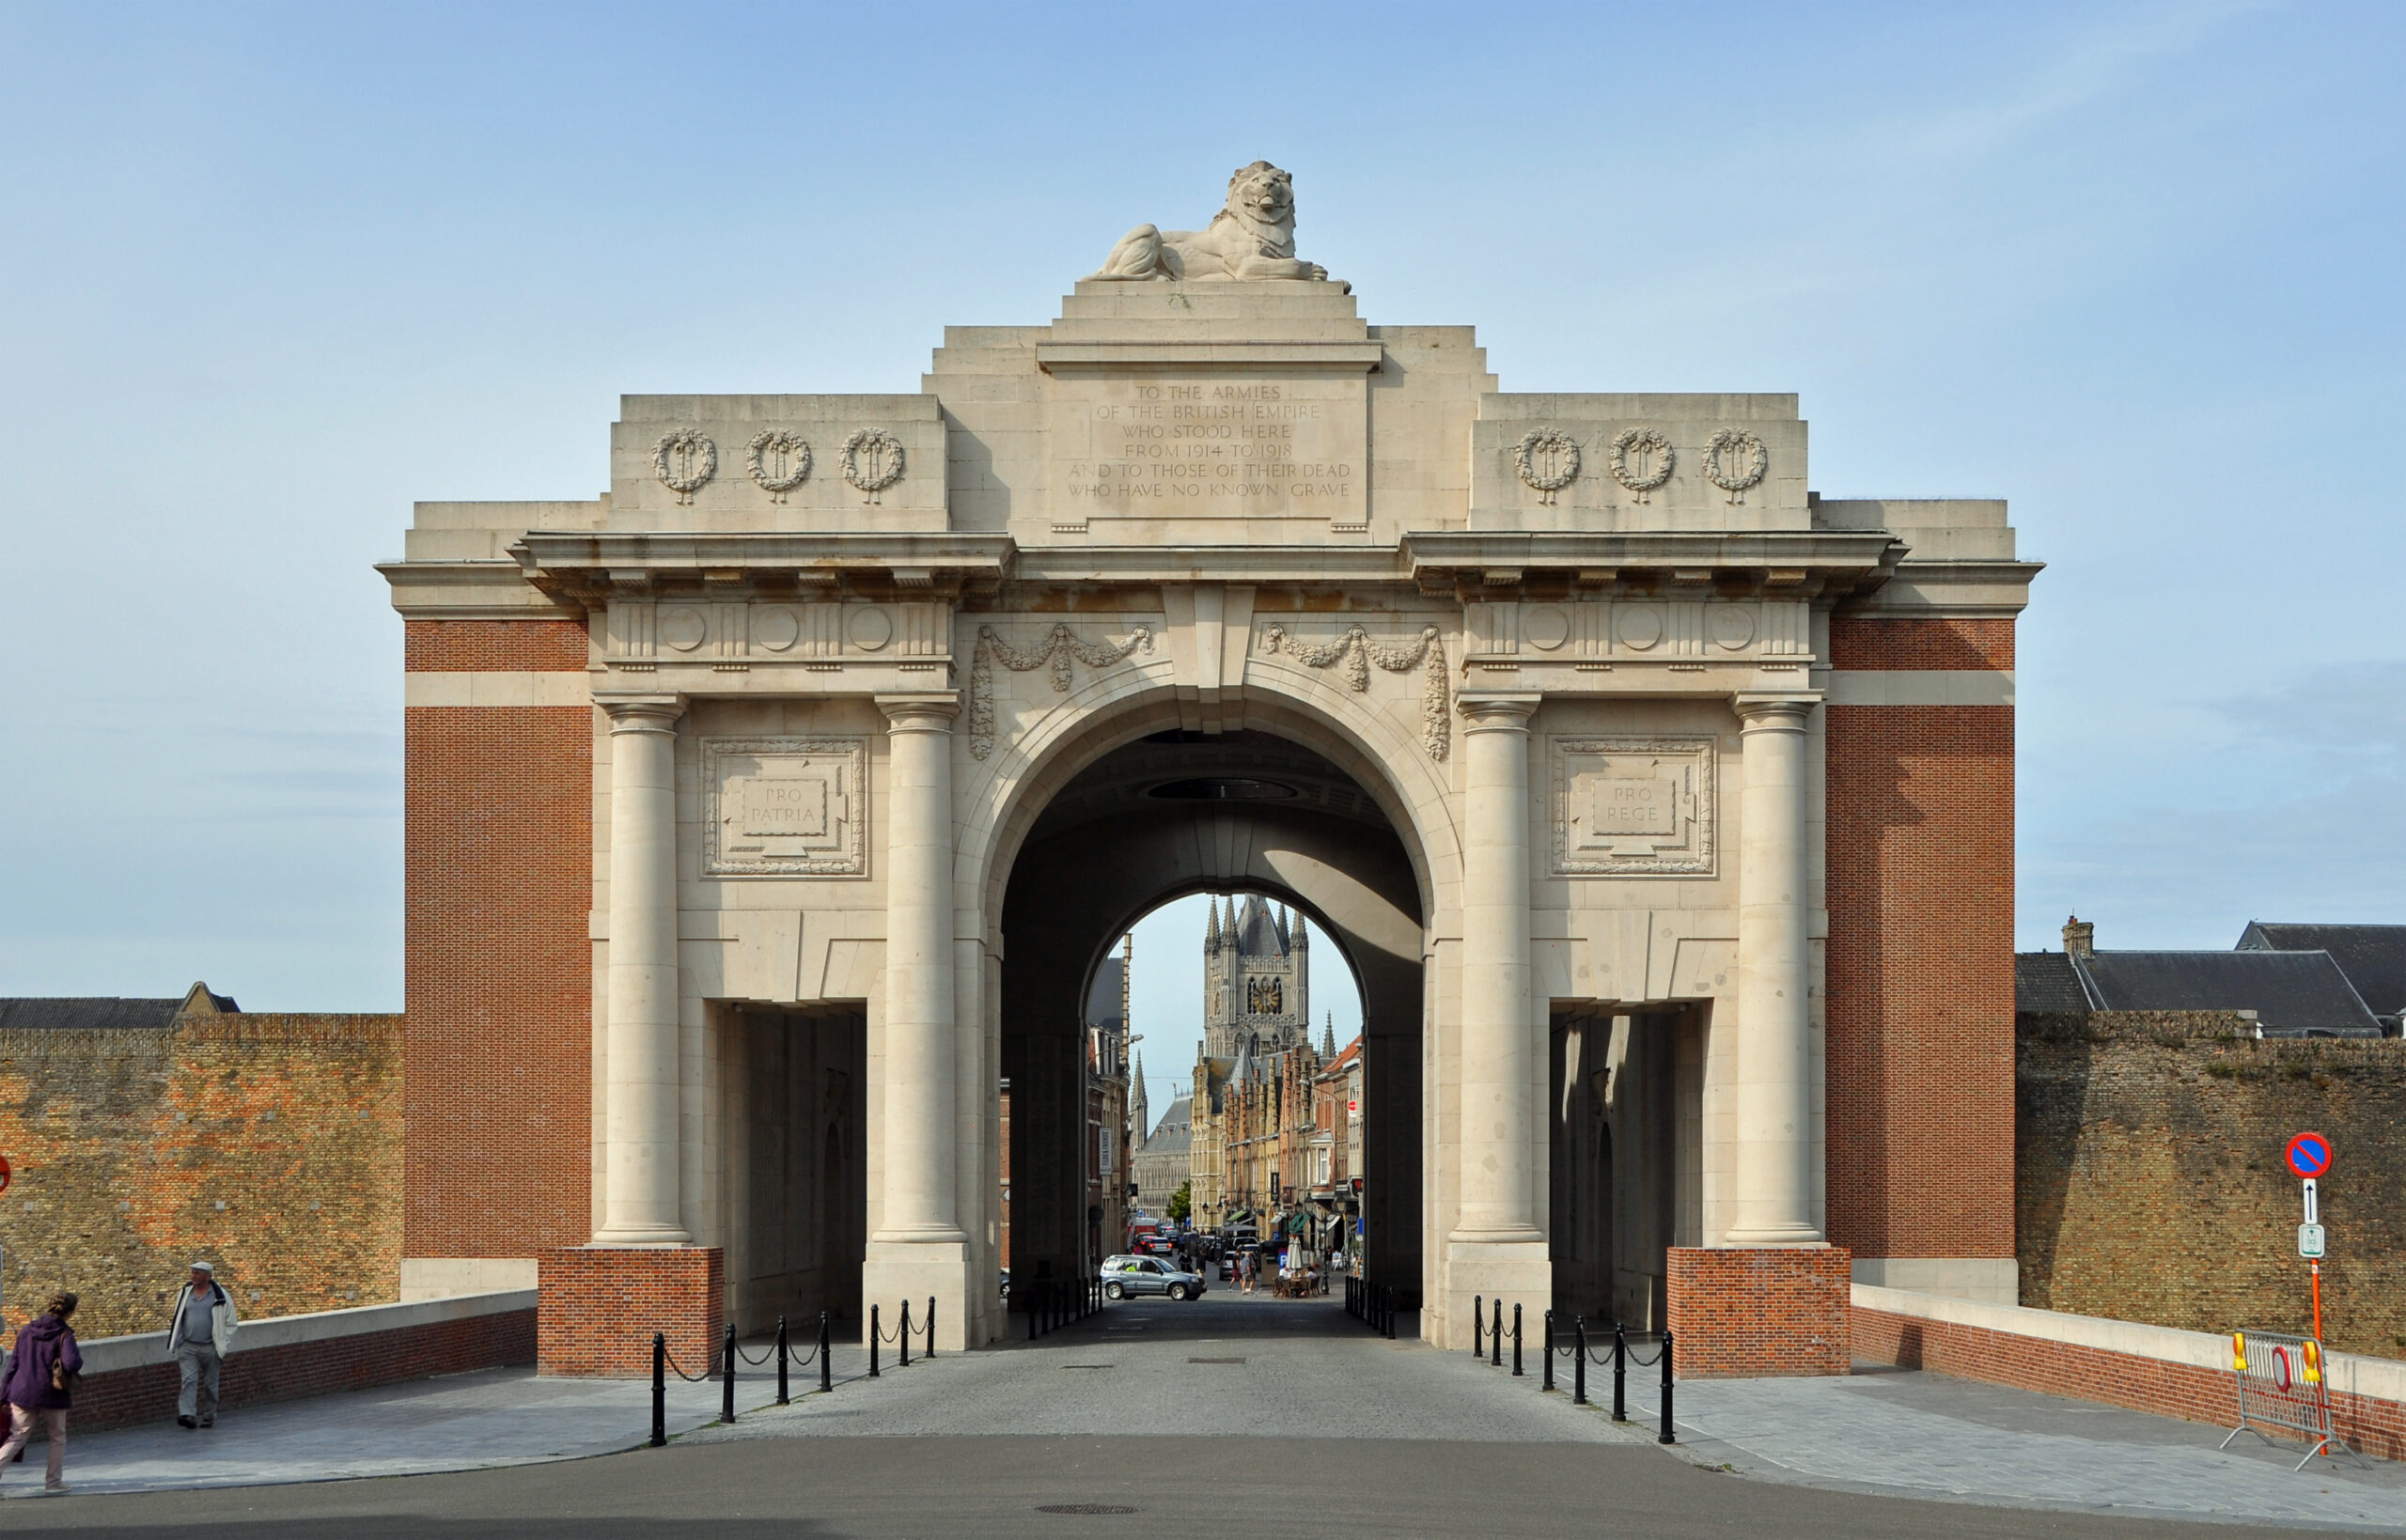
{"left": 1552, "top": 737, "right": 1718, "bottom": 877}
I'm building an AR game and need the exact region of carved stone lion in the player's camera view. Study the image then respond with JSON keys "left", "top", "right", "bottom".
{"left": 1087, "top": 162, "right": 1336, "bottom": 285}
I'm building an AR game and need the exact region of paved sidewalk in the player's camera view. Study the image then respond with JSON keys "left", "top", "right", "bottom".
{"left": 0, "top": 1336, "right": 857, "bottom": 1500}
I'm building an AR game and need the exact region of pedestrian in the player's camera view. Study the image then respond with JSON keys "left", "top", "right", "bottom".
{"left": 167, "top": 1261, "right": 239, "bottom": 1429}
{"left": 0, "top": 1291, "right": 83, "bottom": 1494}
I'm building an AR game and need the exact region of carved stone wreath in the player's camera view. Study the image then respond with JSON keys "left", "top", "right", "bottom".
{"left": 1513, "top": 429, "right": 1581, "bottom": 506}
{"left": 1702, "top": 428, "right": 1769, "bottom": 505}
{"left": 746, "top": 429, "right": 812, "bottom": 502}
{"left": 651, "top": 428, "right": 717, "bottom": 505}
{"left": 1258, "top": 623, "right": 1450, "bottom": 761}
{"left": 841, "top": 429, "right": 905, "bottom": 505}
{"left": 1608, "top": 427, "right": 1675, "bottom": 502}
{"left": 968, "top": 622, "right": 1155, "bottom": 760}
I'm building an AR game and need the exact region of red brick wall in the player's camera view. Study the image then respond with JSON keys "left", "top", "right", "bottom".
{"left": 1666, "top": 1247, "right": 1851, "bottom": 1377}
{"left": 70, "top": 1306, "right": 535, "bottom": 1433}
{"left": 1829, "top": 616, "right": 2013, "bottom": 672}
{"left": 406, "top": 618, "right": 591, "bottom": 673}
{"left": 405, "top": 618, "right": 593, "bottom": 1260}
{"left": 1854, "top": 1305, "right": 2406, "bottom": 1461}
{"left": 538, "top": 1247, "right": 725, "bottom": 1377}
{"left": 1826, "top": 614, "right": 2016, "bottom": 1264}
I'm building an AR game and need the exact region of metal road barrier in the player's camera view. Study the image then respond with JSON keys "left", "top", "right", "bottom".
{"left": 1537, "top": 1314, "right": 1676, "bottom": 1444}
{"left": 2224, "top": 1329, "right": 2368, "bottom": 1470}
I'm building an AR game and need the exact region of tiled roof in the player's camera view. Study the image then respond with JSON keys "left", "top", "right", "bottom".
{"left": 2240, "top": 923, "right": 2406, "bottom": 1019}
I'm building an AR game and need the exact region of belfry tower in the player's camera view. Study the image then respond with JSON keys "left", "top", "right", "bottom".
{"left": 1203, "top": 894, "right": 1310, "bottom": 1061}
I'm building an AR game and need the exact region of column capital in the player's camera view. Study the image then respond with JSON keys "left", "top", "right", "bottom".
{"left": 596, "top": 692, "right": 686, "bottom": 734}
{"left": 875, "top": 692, "right": 961, "bottom": 731}
{"left": 1732, "top": 693, "right": 1820, "bottom": 731}
{"left": 1456, "top": 692, "right": 1543, "bottom": 732}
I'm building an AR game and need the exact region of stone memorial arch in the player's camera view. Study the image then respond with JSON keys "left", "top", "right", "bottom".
{"left": 383, "top": 164, "right": 2036, "bottom": 1370}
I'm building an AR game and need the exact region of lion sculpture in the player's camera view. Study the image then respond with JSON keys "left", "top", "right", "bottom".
{"left": 1087, "top": 162, "right": 1337, "bottom": 285}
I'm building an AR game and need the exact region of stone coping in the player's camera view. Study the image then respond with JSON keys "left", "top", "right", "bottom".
{"left": 1852, "top": 1283, "right": 2406, "bottom": 1403}
{"left": 75, "top": 1289, "right": 537, "bottom": 1376}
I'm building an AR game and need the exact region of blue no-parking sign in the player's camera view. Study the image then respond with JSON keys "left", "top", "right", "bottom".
{"left": 2285, "top": 1131, "right": 2333, "bottom": 1180}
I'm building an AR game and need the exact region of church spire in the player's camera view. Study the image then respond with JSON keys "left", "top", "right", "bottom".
{"left": 1322, "top": 1014, "right": 1336, "bottom": 1058}
{"left": 1206, "top": 895, "right": 1222, "bottom": 951}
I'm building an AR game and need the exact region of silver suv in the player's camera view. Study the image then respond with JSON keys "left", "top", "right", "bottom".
{"left": 1101, "top": 1253, "right": 1207, "bottom": 1301}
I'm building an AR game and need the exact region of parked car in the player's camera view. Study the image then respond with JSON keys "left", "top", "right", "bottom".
{"left": 1101, "top": 1253, "right": 1208, "bottom": 1301}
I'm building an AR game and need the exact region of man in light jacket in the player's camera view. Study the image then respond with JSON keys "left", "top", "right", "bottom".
{"left": 167, "top": 1262, "right": 237, "bottom": 1429}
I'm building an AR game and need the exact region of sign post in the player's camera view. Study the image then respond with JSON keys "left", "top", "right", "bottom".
{"left": 2286, "top": 1132, "right": 2334, "bottom": 1342}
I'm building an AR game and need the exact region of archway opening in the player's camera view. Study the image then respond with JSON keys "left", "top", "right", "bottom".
{"left": 995, "top": 728, "right": 1424, "bottom": 1329}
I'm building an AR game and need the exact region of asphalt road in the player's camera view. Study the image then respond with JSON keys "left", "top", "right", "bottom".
{"left": 0, "top": 1294, "right": 2358, "bottom": 1537}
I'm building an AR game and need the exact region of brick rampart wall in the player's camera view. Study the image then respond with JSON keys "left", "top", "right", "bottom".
{"left": 68, "top": 1303, "right": 536, "bottom": 1434}
{"left": 1666, "top": 1247, "right": 1851, "bottom": 1377}
{"left": 0, "top": 1014, "right": 401, "bottom": 1340}
{"left": 538, "top": 1247, "right": 725, "bottom": 1377}
{"left": 1824, "top": 614, "right": 2016, "bottom": 1264}
{"left": 2021, "top": 1009, "right": 2406, "bottom": 1359}
{"left": 404, "top": 616, "right": 593, "bottom": 1262}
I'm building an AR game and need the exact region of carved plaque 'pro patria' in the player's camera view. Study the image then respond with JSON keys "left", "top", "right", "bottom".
{"left": 1552, "top": 737, "right": 1717, "bottom": 877}
{"left": 703, "top": 738, "right": 866, "bottom": 876}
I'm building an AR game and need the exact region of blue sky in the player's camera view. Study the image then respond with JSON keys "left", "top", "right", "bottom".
{"left": 3, "top": 1, "right": 2400, "bottom": 1120}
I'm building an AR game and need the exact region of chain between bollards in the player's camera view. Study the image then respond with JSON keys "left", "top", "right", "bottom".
{"left": 650, "top": 1331, "right": 666, "bottom": 1446}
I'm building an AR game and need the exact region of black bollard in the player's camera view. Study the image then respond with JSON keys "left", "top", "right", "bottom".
{"left": 776, "top": 1314, "right": 789, "bottom": 1405}
{"left": 1541, "top": 1310, "right": 1555, "bottom": 1392}
{"left": 1384, "top": 1283, "right": 1397, "bottom": 1341}
{"left": 898, "top": 1298, "right": 912, "bottom": 1368}
{"left": 1492, "top": 1298, "right": 1503, "bottom": 1368}
{"left": 1473, "top": 1295, "right": 1484, "bottom": 1358}
{"left": 1572, "top": 1317, "right": 1587, "bottom": 1406}
{"left": 819, "top": 1312, "right": 833, "bottom": 1395}
{"left": 1512, "top": 1303, "right": 1523, "bottom": 1377}
{"left": 928, "top": 1297, "right": 936, "bottom": 1360}
{"left": 1612, "top": 1322, "right": 1628, "bottom": 1423}
{"left": 721, "top": 1321, "right": 737, "bottom": 1424}
{"left": 869, "top": 1303, "right": 881, "bottom": 1377}
{"left": 1659, "top": 1330, "right": 1676, "bottom": 1445}
{"left": 651, "top": 1331, "right": 666, "bottom": 1446}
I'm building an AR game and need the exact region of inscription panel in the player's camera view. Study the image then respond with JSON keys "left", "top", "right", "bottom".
{"left": 1552, "top": 737, "right": 1717, "bottom": 877}
{"left": 1049, "top": 374, "right": 1366, "bottom": 525}
{"left": 703, "top": 737, "right": 866, "bottom": 877}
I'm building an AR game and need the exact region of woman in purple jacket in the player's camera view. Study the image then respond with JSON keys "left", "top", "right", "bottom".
{"left": 0, "top": 1292, "right": 83, "bottom": 1494}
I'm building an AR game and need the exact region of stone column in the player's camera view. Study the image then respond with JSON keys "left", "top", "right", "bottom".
{"left": 596, "top": 693, "right": 688, "bottom": 1245}
{"left": 1726, "top": 695, "right": 1823, "bottom": 1245}
{"left": 1453, "top": 693, "right": 1543, "bottom": 1244}
{"left": 875, "top": 693, "right": 966, "bottom": 1243}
